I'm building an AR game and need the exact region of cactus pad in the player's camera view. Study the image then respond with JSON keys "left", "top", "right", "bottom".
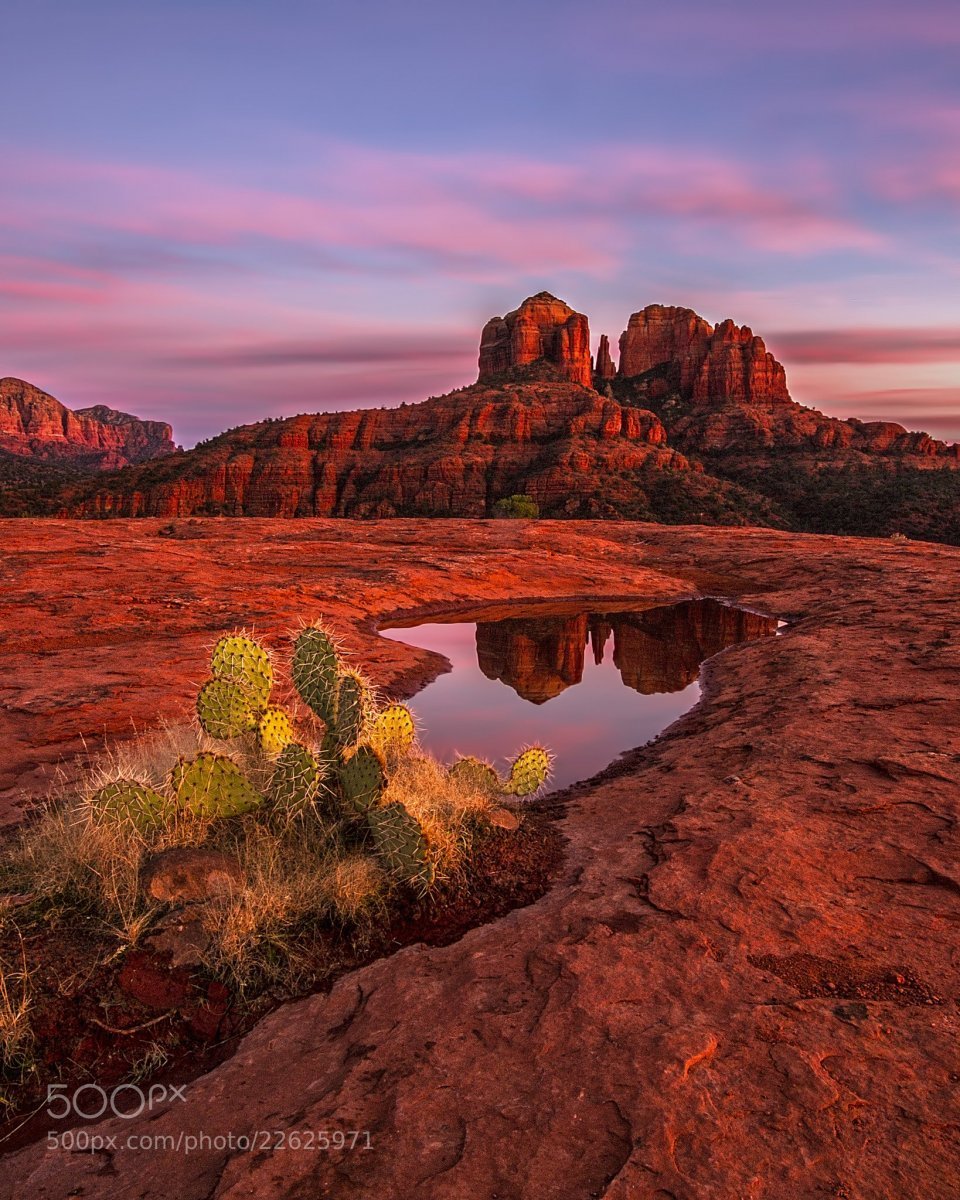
{"left": 449, "top": 756, "right": 501, "bottom": 793}
{"left": 90, "top": 780, "right": 171, "bottom": 832}
{"left": 256, "top": 706, "right": 296, "bottom": 759}
{"left": 210, "top": 635, "right": 273, "bottom": 707}
{"left": 270, "top": 742, "right": 325, "bottom": 814}
{"left": 370, "top": 704, "right": 416, "bottom": 757}
{"left": 291, "top": 625, "right": 340, "bottom": 726}
{"left": 335, "top": 670, "right": 367, "bottom": 747}
{"left": 171, "top": 753, "right": 263, "bottom": 818}
{"left": 338, "top": 744, "right": 386, "bottom": 814}
{"left": 503, "top": 746, "right": 552, "bottom": 797}
{"left": 367, "top": 802, "right": 434, "bottom": 888}
{"left": 196, "top": 677, "right": 258, "bottom": 740}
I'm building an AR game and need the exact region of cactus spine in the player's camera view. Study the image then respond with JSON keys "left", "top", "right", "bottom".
{"left": 270, "top": 743, "right": 326, "bottom": 815}
{"left": 90, "top": 780, "right": 171, "bottom": 832}
{"left": 367, "top": 802, "right": 434, "bottom": 889}
{"left": 171, "top": 753, "right": 263, "bottom": 818}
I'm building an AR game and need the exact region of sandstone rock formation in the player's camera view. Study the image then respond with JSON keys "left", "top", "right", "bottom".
{"left": 478, "top": 292, "right": 592, "bottom": 387}
{"left": 23, "top": 291, "right": 960, "bottom": 540}
{"left": 619, "top": 303, "right": 715, "bottom": 387}
{"left": 0, "top": 377, "right": 177, "bottom": 470}
{"left": 615, "top": 305, "right": 960, "bottom": 465}
{"left": 72, "top": 381, "right": 689, "bottom": 519}
{"left": 594, "top": 333, "right": 616, "bottom": 381}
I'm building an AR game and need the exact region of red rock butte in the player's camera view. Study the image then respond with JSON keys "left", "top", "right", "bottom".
{"left": 478, "top": 291, "right": 593, "bottom": 388}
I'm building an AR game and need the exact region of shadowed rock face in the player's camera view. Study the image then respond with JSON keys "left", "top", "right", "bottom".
{"left": 0, "top": 377, "right": 177, "bottom": 470}
{"left": 478, "top": 292, "right": 593, "bottom": 388}
{"left": 475, "top": 599, "right": 779, "bottom": 702}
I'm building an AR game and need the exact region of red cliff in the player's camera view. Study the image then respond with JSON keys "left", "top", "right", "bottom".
{"left": 615, "top": 306, "right": 960, "bottom": 465}
{"left": 72, "top": 381, "right": 689, "bottom": 519}
{"left": 478, "top": 292, "right": 593, "bottom": 388}
{"left": 0, "top": 378, "right": 177, "bottom": 470}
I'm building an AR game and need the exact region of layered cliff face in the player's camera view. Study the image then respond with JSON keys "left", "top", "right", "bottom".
{"left": 73, "top": 381, "right": 692, "bottom": 519}
{"left": 613, "top": 306, "right": 960, "bottom": 466}
{"left": 0, "top": 378, "right": 177, "bottom": 470}
{"left": 478, "top": 292, "right": 592, "bottom": 388}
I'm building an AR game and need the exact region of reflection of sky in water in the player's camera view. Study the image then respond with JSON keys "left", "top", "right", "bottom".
{"left": 380, "top": 619, "right": 698, "bottom": 791}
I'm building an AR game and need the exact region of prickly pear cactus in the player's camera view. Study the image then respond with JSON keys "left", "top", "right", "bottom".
{"left": 211, "top": 635, "right": 273, "bottom": 707}
{"left": 196, "top": 678, "right": 258, "bottom": 740}
{"left": 256, "top": 706, "right": 296, "bottom": 759}
{"left": 270, "top": 742, "right": 325, "bottom": 815}
{"left": 370, "top": 704, "right": 416, "bottom": 758}
{"left": 171, "top": 753, "right": 263, "bottom": 818}
{"left": 334, "top": 670, "right": 367, "bottom": 747}
{"left": 367, "top": 802, "right": 434, "bottom": 889}
{"left": 448, "top": 756, "right": 500, "bottom": 793}
{"left": 90, "top": 780, "right": 171, "bottom": 832}
{"left": 503, "top": 746, "right": 551, "bottom": 797}
{"left": 292, "top": 625, "right": 340, "bottom": 727}
{"left": 338, "top": 744, "right": 386, "bottom": 814}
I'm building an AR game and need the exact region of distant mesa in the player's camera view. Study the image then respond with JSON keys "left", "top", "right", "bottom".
{"left": 6, "top": 289, "right": 960, "bottom": 544}
{"left": 0, "top": 377, "right": 178, "bottom": 471}
{"left": 478, "top": 292, "right": 593, "bottom": 388}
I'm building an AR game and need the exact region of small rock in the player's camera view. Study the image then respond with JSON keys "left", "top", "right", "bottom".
{"left": 144, "top": 914, "right": 212, "bottom": 969}
{"left": 141, "top": 847, "right": 243, "bottom": 904}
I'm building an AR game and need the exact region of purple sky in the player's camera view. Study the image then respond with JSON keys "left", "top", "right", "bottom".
{"left": 4, "top": 0, "right": 959, "bottom": 445}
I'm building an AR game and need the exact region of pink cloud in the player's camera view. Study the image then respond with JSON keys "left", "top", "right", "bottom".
{"left": 3, "top": 140, "right": 882, "bottom": 280}
{"left": 770, "top": 327, "right": 960, "bottom": 364}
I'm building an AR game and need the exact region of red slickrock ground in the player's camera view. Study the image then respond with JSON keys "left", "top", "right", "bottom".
{"left": 1, "top": 518, "right": 958, "bottom": 1199}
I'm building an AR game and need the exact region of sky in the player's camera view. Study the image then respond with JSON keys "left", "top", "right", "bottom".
{"left": 2, "top": 0, "right": 959, "bottom": 446}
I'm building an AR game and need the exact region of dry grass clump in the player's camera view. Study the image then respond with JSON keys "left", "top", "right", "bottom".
{"left": 1, "top": 731, "right": 505, "bottom": 995}
{"left": 383, "top": 753, "right": 496, "bottom": 880}
{"left": 0, "top": 937, "right": 35, "bottom": 1108}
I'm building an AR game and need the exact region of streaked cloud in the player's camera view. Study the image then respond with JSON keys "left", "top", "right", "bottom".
{"left": 771, "top": 327, "right": 960, "bottom": 364}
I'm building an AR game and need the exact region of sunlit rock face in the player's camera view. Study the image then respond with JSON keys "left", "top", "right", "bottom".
{"left": 72, "top": 381, "right": 685, "bottom": 518}
{"left": 474, "top": 600, "right": 779, "bottom": 703}
{"left": 615, "top": 305, "right": 960, "bottom": 464}
{"left": 0, "top": 377, "right": 177, "bottom": 470}
{"left": 478, "top": 292, "right": 593, "bottom": 388}
{"left": 618, "top": 305, "right": 788, "bottom": 405}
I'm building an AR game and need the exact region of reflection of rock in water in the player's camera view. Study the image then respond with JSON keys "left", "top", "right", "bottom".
{"left": 476, "top": 613, "right": 588, "bottom": 704}
{"left": 608, "top": 600, "right": 777, "bottom": 694}
{"left": 475, "top": 600, "right": 777, "bottom": 703}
